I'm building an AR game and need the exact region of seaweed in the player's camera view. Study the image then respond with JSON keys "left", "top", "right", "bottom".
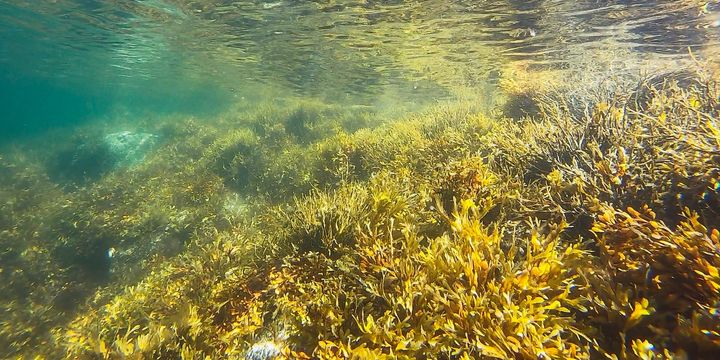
{"left": 1, "top": 67, "right": 720, "bottom": 359}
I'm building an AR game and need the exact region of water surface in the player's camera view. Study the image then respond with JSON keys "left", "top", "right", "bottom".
{"left": 2, "top": 0, "right": 718, "bottom": 139}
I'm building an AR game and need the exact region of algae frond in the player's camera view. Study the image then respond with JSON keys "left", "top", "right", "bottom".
{"left": 1, "top": 66, "right": 720, "bottom": 359}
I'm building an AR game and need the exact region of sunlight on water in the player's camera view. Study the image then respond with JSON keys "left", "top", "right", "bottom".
{"left": 2, "top": 1, "right": 719, "bottom": 93}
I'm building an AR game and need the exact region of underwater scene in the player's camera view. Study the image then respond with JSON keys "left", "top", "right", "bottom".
{"left": 1, "top": 0, "right": 720, "bottom": 359}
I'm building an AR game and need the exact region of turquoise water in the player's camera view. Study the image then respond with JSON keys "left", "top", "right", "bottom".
{"left": 3, "top": 1, "right": 718, "bottom": 140}
{"left": 0, "top": 1, "right": 232, "bottom": 140}
{"left": 0, "top": 69, "right": 232, "bottom": 140}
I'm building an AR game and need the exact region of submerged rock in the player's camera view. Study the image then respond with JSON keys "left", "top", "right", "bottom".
{"left": 103, "top": 131, "right": 158, "bottom": 167}
{"left": 48, "top": 130, "right": 158, "bottom": 187}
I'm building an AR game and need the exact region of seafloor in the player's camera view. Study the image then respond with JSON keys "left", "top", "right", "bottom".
{"left": 1, "top": 64, "right": 720, "bottom": 359}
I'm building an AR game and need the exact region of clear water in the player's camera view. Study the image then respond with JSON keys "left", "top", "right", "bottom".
{"left": 2, "top": 0, "right": 718, "bottom": 139}
{"left": 2, "top": 1, "right": 720, "bottom": 358}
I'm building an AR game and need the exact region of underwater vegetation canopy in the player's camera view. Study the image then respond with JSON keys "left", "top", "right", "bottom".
{"left": 2, "top": 0, "right": 720, "bottom": 359}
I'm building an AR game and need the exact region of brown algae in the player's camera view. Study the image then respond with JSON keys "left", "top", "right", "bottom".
{"left": 1, "top": 68, "right": 720, "bottom": 359}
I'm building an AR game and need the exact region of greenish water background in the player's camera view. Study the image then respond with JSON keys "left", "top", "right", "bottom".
{"left": 1, "top": 0, "right": 719, "bottom": 140}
